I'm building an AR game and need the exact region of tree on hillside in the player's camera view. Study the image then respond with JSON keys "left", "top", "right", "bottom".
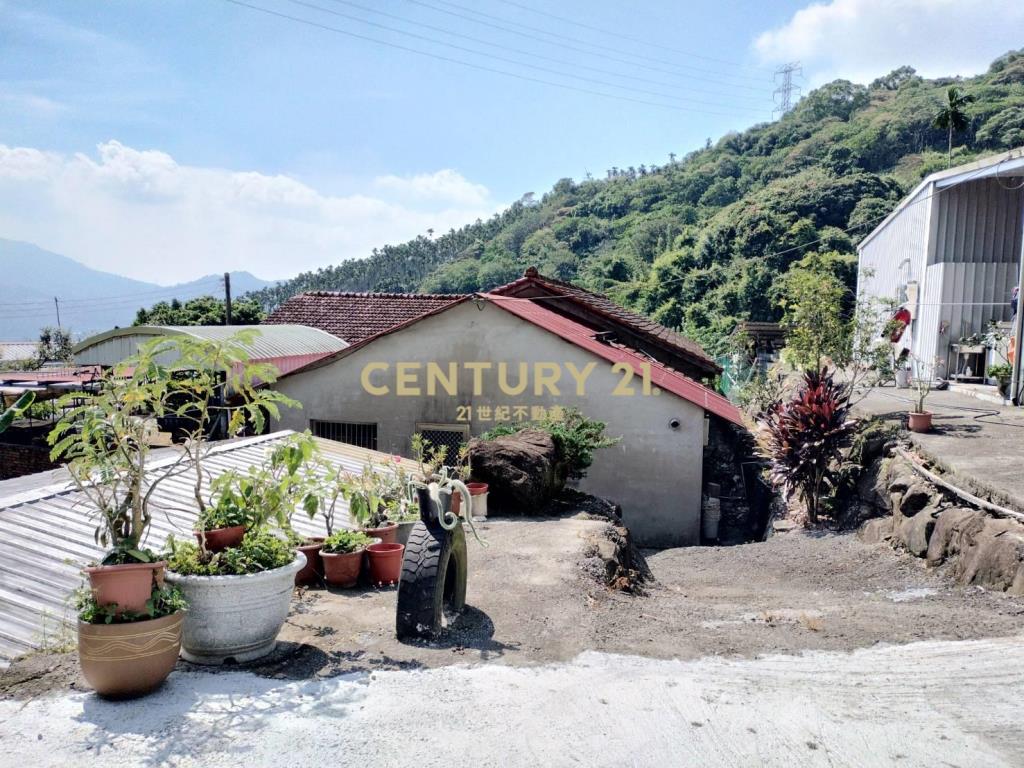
{"left": 134, "top": 295, "right": 264, "bottom": 326}
{"left": 776, "top": 252, "right": 852, "bottom": 373}
{"left": 933, "top": 86, "right": 976, "bottom": 167}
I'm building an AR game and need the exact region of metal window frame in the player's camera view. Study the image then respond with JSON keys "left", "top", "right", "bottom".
{"left": 309, "top": 419, "right": 379, "bottom": 450}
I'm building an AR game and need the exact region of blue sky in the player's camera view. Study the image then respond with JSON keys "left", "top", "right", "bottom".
{"left": 1, "top": 0, "right": 1021, "bottom": 282}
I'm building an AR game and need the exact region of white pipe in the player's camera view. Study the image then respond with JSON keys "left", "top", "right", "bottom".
{"left": 895, "top": 448, "right": 1024, "bottom": 524}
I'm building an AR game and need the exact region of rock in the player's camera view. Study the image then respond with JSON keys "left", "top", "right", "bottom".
{"left": 926, "top": 508, "right": 986, "bottom": 566}
{"left": 468, "top": 429, "right": 565, "bottom": 514}
{"left": 772, "top": 519, "right": 798, "bottom": 533}
{"left": 898, "top": 483, "right": 934, "bottom": 519}
{"left": 858, "top": 517, "right": 893, "bottom": 544}
{"left": 958, "top": 518, "right": 1024, "bottom": 594}
{"left": 897, "top": 502, "right": 940, "bottom": 557}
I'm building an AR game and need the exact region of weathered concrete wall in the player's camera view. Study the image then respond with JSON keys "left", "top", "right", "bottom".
{"left": 858, "top": 455, "right": 1024, "bottom": 595}
{"left": 273, "top": 301, "right": 708, "bottom": 547}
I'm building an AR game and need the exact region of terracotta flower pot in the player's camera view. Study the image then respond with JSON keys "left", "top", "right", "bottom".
{"left": 908, "top": 411, "right": 933, "bottom": 433}
{"left": 295, "top": 538, "right": 325, "bottom": 585}
{"left": 78, "top": 611, "right": 183, "bottom": 698}
{"left": 195, "top": 525, "right": 246, "bottom": 552}
{"left": 361, "top": 522, "right": 398, "bottom": 545}
{"left": 366, "top": 542, "right": 404, "bottom": 586}
{"left": 321, "top": 548, "right": 364, "bottom": 588}
{"left": 84, "top": 561, "right": 167, "bottom": 614}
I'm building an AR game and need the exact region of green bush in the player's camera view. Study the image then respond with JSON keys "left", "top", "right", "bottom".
{"left": 165, "top": 530, "right": 295, "bottom": 576}
{"left": 76, "top": 584, "right": 188, "bottom": 624}
{"left": 482, "top": 407, "right": 619, "bottom": 481}
{"left": 197, "top": 499, "right": 249, "bottom": 531}
{"left": 321, "top": 530, "right": 374, "bottom": 554}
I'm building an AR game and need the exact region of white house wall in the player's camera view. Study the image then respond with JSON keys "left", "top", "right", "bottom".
{"left": 272, "top": 301, "right": 708, "bottom": 547}
{"left": 931, "top": 178, "right": 1024, "bottom": 267}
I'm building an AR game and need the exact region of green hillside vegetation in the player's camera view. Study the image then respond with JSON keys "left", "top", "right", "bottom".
{"left": 244, "top": 50, "right": 1024, "bottom": 356}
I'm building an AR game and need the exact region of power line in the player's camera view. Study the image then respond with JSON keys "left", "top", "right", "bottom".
{"left": 492, "top": 0, "right": 764, "bottom": 72}
{"left": 401, "top": 0, "right": 769, "bottom": 90}
{"left": 0, "top": 277, "right": 224, "bottom": 308}
{"left": 289, "top": 0, "right": 759, "bottom": 112}
{"left": 319, "top": 0, "right": 767, "bottom": 106}
{"left": 222, "top": 0, "right": 760, "bottom": 116}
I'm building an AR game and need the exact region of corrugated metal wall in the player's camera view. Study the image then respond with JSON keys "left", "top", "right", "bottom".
{"left": 857, "top": 184, "right": 933, "bottom": 313}
{"left": 932, "top": 178, "right": 1024, "bottom": 266}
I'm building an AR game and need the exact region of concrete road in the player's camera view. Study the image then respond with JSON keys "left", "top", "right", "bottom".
{"left": 855, "top": 386, "right": 1024, "bottom": 513}
{"left": 2, "top": 636, "right": 1023, "bottom": 767}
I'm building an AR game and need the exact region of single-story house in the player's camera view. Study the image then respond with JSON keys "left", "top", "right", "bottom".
{"left": 269, "top": 270, "right": 744, "bottom": 547}
{"left": 73, "top": 324, "right": 348, "bottom": 377}
{"left": 857, "top": 147, "right": 1024, "bottom": 398}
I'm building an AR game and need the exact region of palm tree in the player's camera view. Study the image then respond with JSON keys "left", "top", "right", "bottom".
{"left": 933, "top": 86, "right": 975, "bottom": 167}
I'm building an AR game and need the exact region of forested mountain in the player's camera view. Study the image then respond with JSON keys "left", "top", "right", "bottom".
{"left": 246, "top": 50, "right": 1024, "bottom": 355}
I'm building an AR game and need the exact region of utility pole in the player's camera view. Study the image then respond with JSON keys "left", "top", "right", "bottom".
{"left": 53, "top": 296, "right": 61, "bottom": 329}
{"left": 773, "top": 61, "right": 802, "bottom": 118}
{"left": 223, "top": 272, "right": 232, "bottom": 326}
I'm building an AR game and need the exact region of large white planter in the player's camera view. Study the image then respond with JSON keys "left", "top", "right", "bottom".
{"left": 165, "top": 553, "right": 305, "bottom": 665}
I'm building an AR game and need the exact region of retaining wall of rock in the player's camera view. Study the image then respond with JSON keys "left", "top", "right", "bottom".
{"left": 859, "top": 455, "right": 1024, "bottom": 595}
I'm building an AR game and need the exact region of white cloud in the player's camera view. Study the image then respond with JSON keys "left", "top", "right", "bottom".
{"left": 754, "top": 0, "right": 1024, "bottom": 86}
{"left": 373, "top": 169, "right": 492, "bottom": 207}
{"left": 0, "top": 141, "right": 501, "bottom": 283}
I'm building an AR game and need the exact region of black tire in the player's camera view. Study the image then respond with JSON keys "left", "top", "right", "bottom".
{"left": 395, "top": 520, "right": 467, "bottom": 639}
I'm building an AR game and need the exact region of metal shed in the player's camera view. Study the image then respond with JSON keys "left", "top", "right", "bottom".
{"left": 0, "top": 431, "right": 416, "bottom": 665}
{"left": 856, "top": 148, "right": 1024, "bottom": 398}
{"left": 73, "top": 324, "right": 348, "bottom": 377}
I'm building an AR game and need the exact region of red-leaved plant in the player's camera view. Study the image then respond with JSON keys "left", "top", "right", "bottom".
{"left": 760, "top": 368, "right": 855, "bottom": 523}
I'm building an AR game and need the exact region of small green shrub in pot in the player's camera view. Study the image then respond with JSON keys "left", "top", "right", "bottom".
{"left": 165, "top": 530, "right": 295, "bottom": 576}
{"left": 321, "top": 530, "right": 374, "bottom": 554}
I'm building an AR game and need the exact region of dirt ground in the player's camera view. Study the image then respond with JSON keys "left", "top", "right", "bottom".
{"left": 4, "top": 511, "right": 1023, "bottom": 700}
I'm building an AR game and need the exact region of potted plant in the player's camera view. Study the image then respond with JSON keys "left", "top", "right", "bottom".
{"left": 908, "top": 356, "right": 937, "bottom": 433}
{"left": 49, "top": 355, "right": 176, "bottom": 614}
{"left": 987, "top": 363, "right": 1013, "bottom": 398}
{"left": 319, "top": 530, "right": 374, "bottom": 587}
{"left": 195, "top": 481, "right": 248, "bottom": 552}
{"left": 75, "top": 583, "right": 187, "bottom": 698}
{"left": 346, "top": 462, "right": 401, "bottom": 544}
{"left": 163, "top": 529, "right": 304, "bottom": 664}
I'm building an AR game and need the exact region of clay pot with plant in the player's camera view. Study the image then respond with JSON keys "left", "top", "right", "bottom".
{"left": 988, "top": 363, "right": 1013, "bottom": 398}
{"left": 319, "top": 530, "right": 374, "bottom": 587}
{"left": 907, "top": 356, "right": 937, "bottom": 433}
{"left": 346, "top": 462, "right": 403, "bottom": 544}
{"left": 76, "top": 583, "right": 187, "bottom": 698}
{"left": 48, "top": 356, "right": 178, "bottom": 614}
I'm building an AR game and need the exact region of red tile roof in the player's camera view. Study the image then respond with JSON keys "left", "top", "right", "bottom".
{"left": 489, "top": 269, "right": 717, "bottom": 374}
{"left": 264, "top": 291, "right": 464, "bottom": 344}
{"left": 485, "top": 295, "right": 744, "bottom": 426}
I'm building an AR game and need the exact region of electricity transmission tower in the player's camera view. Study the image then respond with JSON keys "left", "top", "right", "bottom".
{"left": 772, "top": 61, "right": 802, "bottom": 117}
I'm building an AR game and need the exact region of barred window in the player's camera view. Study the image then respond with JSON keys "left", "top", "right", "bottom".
{"left": 310, "top": 419, "right": 378, "bottom": 450}
{"left": 416, "top": 423, "right": 470, "bottom": 467}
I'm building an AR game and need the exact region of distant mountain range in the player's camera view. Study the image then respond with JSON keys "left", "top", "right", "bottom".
{"left": 0, "top": 238, "right": 273, "bottom": 340}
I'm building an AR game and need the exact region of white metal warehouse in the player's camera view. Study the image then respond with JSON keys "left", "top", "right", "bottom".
{"left": 856, "top": 147, "right": 1024, "bottom": 400}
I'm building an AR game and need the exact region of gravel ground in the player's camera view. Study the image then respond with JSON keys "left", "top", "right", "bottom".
{"left": 2, "top": 637, "right": 1024, "bottom": 767}
{"left": 3, "top": 515, "right": 1022, "bottom": 697}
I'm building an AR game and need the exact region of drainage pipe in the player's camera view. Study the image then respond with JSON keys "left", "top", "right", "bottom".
{"left": 895, "top": 447, "right": 1024, "bottom": 524}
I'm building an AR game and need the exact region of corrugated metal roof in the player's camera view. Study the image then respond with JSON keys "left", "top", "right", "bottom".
{"left": 73, "top": 325, "right": 347, "bottom": 363}
{"left": 0, "top": 431, "right": 417, "bottom": 665}
{"left": 486, "top": 295, "right": 745, "bottom": 427}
